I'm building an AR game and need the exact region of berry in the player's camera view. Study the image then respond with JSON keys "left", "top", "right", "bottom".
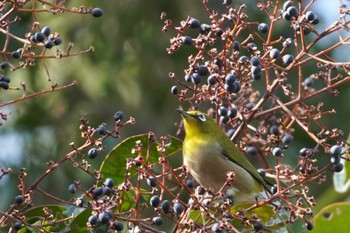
{"left": 250, "top": 56, "right": 261, "bottom": 66}
{"left": 218, "top": 106, "right": 228, "bottom": 116}
{"left": 333, "top": 163, "right": 344, "bottom": 173}
{"left": 305, "top": 11, "right": 316, "bottom": 22}
{"left": 251, "top": 65, "right": 262, "bottom": 77}
{"left": 0, "top": 76, "right": 10, "bottom": 83}
{"left": 15, "top": 195, "right": 24, "bottom": 204}
{"left": 184, "top": 74, "right": 192, "bottom": 82}
{"left": 330, "top": 145, "right": 342, "bottom": 156}
{"left": 228, "top": 108, "right": 237, "bottom": 118}
{"left": 247, "top": 43, "right": 257, "bottom": 52}
{"left": 271, "top": 185, "right": 278, "bottom": 194}
{"left": 257, "top": 168, "right": 266, "bottom": 178}
{"left": 0, "top": 81, "right": 9, "bottom": 90}
{"left": 212, "top": 222, "right": 223, "bottom": 233}
{"left": 200, "top": 23, "right": 211, "bottom": 34}
{"left": 11, "top": 51, "right": 21, "bottom": 59}
{"left": 152, "top": 216, "right": 163, "bottom": 226}
{"left": 41, "top": 26, "right": 51, "bottom": 37}
{"left": 113, "top": 221, "right": 124, "bottom": 231}
{"left": 68, "top": 183, "right": 76, "bottom": 194}
{"left": 214, "top": 57, "right": 223, "bottom": 68}
{"left": 306, "top": 221, "right": 313, "bottom": 231}
{"left": 232, "top": 41, "right": 240, "bottom": 51}
{"left": 0, "top": 61, "right": 9, "bottom": 69}
{"left": 13, "top": 221, "right": 22, "bottom": 231}
{"left": 239, "top": 55, "right": 249, "bottom": 63}
{"left": 189, "top": 18, "right": 201, "bottom": 28}
{"left": 207, "top": 75, "right": 217, "bottom": 85}
{"left": 245, "top": 102, "right": 254, "bottom": 110}
{"left": 35, "top": 32, "right": 45, "bottom": 42}
{"left": 223, "top": 0, "right": 233, "bottom": 5}
{"left": 173, "top": 203, "right": 185, "bottom": 215}
{"left": 299, "top": 148, "right": 313, "bottom": 157}
{"left": 91, "top": 8, "right": 103, "bottom": 17}
{"left": 76, "top": 197, "right": 84, "bottom": 207}
{"left": 258, "top": 23, "right": 269, "bottom": 33}
{"left": 330, "top": 155, "right": 341, "bottom": 165}
{"left": 182, "top": 36, "right": 193, "bottom": 45}
{"left": 272, "top": 147, "right": 283, "bottom": 157}
{"left": 270, "top": 125, "right": 280, "bottom": 135}
{"left": 88, "top": 148, "right": 98, "bottom": 159}
{"left": 253, "top": 222, "right": 264, "bottom": 231}
{"left": 105, "top": 178, "right": 115, "bottom": 188}
{"left": 44, "top": 39, "right": 54, "bottom": 49}
{"left": 161, "top": 200, "right": 171, "bottom": 213}
{"left": 247, "top": 146, "right": 257, "bottom": 156}
{"left": 93, "top": 187, "right": 103, "bottom": 197}
{"left": 287, "top": 6, "right": 298, "bottom": 17}
{"left": 283, "top": 1, "right": 293, "bottom": 11}
{"left": 282, "top": 135, "right": 294, "bottom": 144}
{"left": 171, "top": 85, "right": 179, "bottom": 95}
{"left": 282, "top": 54, "right": 294, "bottom": 64}
{"left": 88, "top": 215, "right": 98, "bottom": 225}
{"left": 147, "top": 176, "right": 157, "bottom": 187}
{"left": 283, "top": 11, "right": 292, "bottom": 21}
{"left": 102, "top": 187, "right": 112, "bottom": 195}
{"left": 186, "top": 178, "right": 194, "bottom": 189}
{"left": 96, "top": 124, "right": 107, "bottom": 135}
{"left": 220, "top": 115, "right": 230, "bottom": 124}
{"left": 150, "top": 195, "right": 160, "bottom": 207}
{"left": 303, "top": 77, "right": 315, "bottom": 87}
{"left": 191, "top": 73, "right": 201, "bottom": 84}
{"left": 225, "top": 73, "right": 237, "bottom": 85}
{"left": 113, "top": 111, "right": 124, "bottom": 121}
{"left": 197, "top": 65, "right": 209, "bottom": 76}
{"left": 53, "top": 37, "right": 62, "bottom": 45}
{"left": 98, "top": 211, "right": 110, "bottom": 224}
{"left": 215, "top": 27, "right": 223, "bottom": 37}
{"left": 226, "top": 128, "right": 236, "bottom": 138}
{"left": 269, "top": 48, "right": 280, "bottom": 59}
{"left": 310, "top": 15, "right": 320, "bottom": 25}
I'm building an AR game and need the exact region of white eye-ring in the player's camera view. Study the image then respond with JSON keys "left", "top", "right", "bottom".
{"left": 197, "top": 113, "right": 206, "bottom": 122}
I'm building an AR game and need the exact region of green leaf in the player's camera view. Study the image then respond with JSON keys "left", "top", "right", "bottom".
{"left": 313, "top": 202, "right": 350, "bottom": 232}
{"left": 99, "top": 133, "right": 182, "bottom": 187}
{"left": 230, "top": 202, "right": 276, "bottom": 222}
{"left": 67, "top": 208, "right": 92, "bottom": 233}
{"left": 21, "top": 205, "right": 68, "bottom": 232}
{"left": 333, "top": 134, "right": 350, "bottom": 193}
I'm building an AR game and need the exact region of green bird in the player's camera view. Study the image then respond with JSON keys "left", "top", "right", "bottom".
{"left": 178, "top": 109, "right": 270, "bottom": 203}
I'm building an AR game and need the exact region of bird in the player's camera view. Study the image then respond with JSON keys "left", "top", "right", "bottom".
{"left": 177, "top": 109, "right": 270, "bottom": 203}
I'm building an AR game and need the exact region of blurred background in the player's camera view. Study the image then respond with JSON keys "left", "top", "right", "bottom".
{"left": 0, "top": 0, "right": 348, "bottom": 214}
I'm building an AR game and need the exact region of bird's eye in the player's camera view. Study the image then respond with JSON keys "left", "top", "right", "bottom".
{"left": 197, "top": 113, "right": 206, "bottom": 122}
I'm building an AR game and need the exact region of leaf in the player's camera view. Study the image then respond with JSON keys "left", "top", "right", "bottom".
{"left": 99, "top": 133, "right": 182, "bottom": 187}
{"left": 313, "top": 202, "right": 350, "bottom": 232}
{"left": 68, "top": 208, "right": 92, "bottom": 233}
{"left": 333, "top": 134, "right": 350, "bottom": 193}
{"left": 230, "top": 202, "right": 276, "bottom": 222}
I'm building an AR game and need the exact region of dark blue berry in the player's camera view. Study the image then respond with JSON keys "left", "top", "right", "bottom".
{"left": 303, "top": 77, "right": 315, "bottom": 87}
{"left": 282, "top": 135, "right": 294, "bottom": 144}
{"left": 171, "top": 85, "right": 179, "bottom": 95}
{"left": 306, "top": 221, "right": 313, "bottom": 231}
{"left": 98, "top": 211, "right": 110, "bottom": 224}
{"left": 283, "top": 1, "right": 293, "bottom": 11}
{"left": 226, "top": 128, "right": 236, "bottom": 138}
{"left": 147, "top": 176, "right": 157, "bottom": 187}
{"left": 93, "top": 187, "right": 103, "bottom": 197}
{"left": 215, "top": 27, "right": 223, "bottom": 37}
{"left": 257, "top": 168, "right": 266, "bottom": 178}
{"left": 184, "top": 74, "right": 192, "bottom": 82}
{"left": 41, "top": 26, "right": 51, "bottom": 37}
{"left": 35, "top": 32, "right": 45, "bottom": 42}
{"left": 173, "top": 203, "right": 185, "bottom": 215}
{"left": 189, "top": 18, "right": 201, "bottom": 28}
{"left": 113, "top": 111, "right": 124, "bottom": 121}
{"left": 150, "top": 195, "right": 160, "bottom": 207}
{"left": 330, "top": 155, "right": 341, "bottom": 165}
{"left": 102, "top": 187, "right": 112, "bottom": 195}
{"left": 105, "top": 178, "right": 115, "bottom": 188}
{"left": 11, "top": 51, "right": 21, "bottom": 59}
{"left": 182, "top": 36, "right": 193, "bottom": 45}
{"left": 92, "top": 8, "right": 103, "bottom": 17}
{"left": 333, "top": 163, "right": 343, "bottom": 172}
{"left": 330, "top": 145, "right": 342, "bottom": 156}
{"left": 68, "top": 183, "right": 76, "bottom": 194}
{"left": 287, "top": 6, "right": 298, "bottom": 17}
{"left": 218, "top": 106, "right": 228, "bottom": 116}
{"left": 270, "top": 125, "right": 280, "bottom": 135}
{"left": 0, "top": 61, "right": 9, "bottom": 69}
{"left": 200, "top": 24, "right": 211, "bottom": 34}
{"left": 53, "top": 37, "right": 62, "bottom": 45}
{"left": 186, "top": 178, "right": 194, "bottom": 189}
{"left": 283, "top": 11, "right": 292, "bottom": 21}
{"left": 247, "top": 43, "right": 257, "bottom": 52}
{"left": 305, "top": 11, "right": 315, "bottom": 22}
{"left": 44, "top": 40, "right": 54, "bottom": 49}
{"left": 13, "top": 221, "right": 22, "bottom": 231}
{"left": 0, "top": 81, "right": 9, "bottom": 89}
{"left": 232, "top": 41, "right": 240, "bottom": 51}
{"left": 161, "top": 200, "right": 171, "bottom": 213}
{"left": 282, "top": 54, "right": 294, "bottom": 64}
{"left": 258, "top": 23, "right": 269, "bottom": 33}
{"left": 113, "top": 221, "right": 124, "bottom": 231}
{"left": 96, "top": 124, "right": 107, "bottom": 135}
{"left": 239, "top": 55, "right": 249, "bottom": 63}
{"left": 207, "top": 75, "right": 217, "bottom": 85}
{"left": 152, "top": 216, "right": 163, "bottom": 226}
{"left": 224, "top": 0, "right": 233, "bottom": 5}
{"left": 220, "top": 115, "right": 230, "bottom": 124}
{"left": 245, "top": 102, "right": 254, "bottom": 110}
{"left": 225, "top": 73, "right": 237, "bottom": 85}
{"left": 253, "top": 222, "right": 264, "bottom": 231}
{"left": 0, "top": 76, "right": 10, "bottom": 83}
{"left": 212, "top": 222, "right": 223, "bottom": 233}
{"left": 246, "top": 146, "right": 257, "bottom": 156}
{"left": 272, "top": 147, "right": 283, "bottom": 157}
{"left": 310, "top": 15, "right": 319, "bottom": 25}
{"left": 197, "top": 65, "right": 209, "bottom": 76}
{"left": 191, "top": 73, "right": 201, "bottom": 84}
{"left": 250, "top": 56, "right": 261, "bottom": 66}
{"left": 270, "top": 48, "right": 280, "bottom": 59}
{"left": 88, "top": 148, "right": 98, "bottom": 159}
{"left": 299, "top": 148, "right": 313, "bottom": 157}
{"left": 15, "top": 195, "right": 24, "bottom": 204}
{"left": 228, "top": 108, "right": 237, "bottom": 118}
{"left": 88, "top": 215, "right": 98, "bottom": 225}
{"left": 271, "top": 185, "right": 278, "bottom": 194}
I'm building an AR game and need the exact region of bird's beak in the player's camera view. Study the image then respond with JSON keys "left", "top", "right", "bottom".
{"left": 176, "top": 109, "right": 191, "bottom": 118}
